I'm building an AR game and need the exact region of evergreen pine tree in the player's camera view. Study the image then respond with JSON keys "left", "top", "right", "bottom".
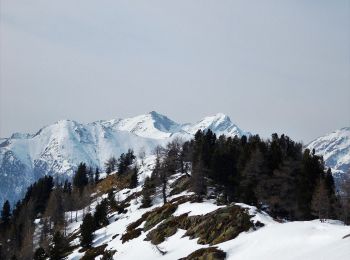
{"left": 94, "top": 199, "right": 109, "bottom": 228}
{"left": 95, "top": 168, "right": 100, "bottom": 183}
{"left": 33, "top": 247, "right": 48, "bottom": 260}
{"left": 324, "top": 168, "right": 336, "bottom": 196}
{"left": 141, "top": 177, "right": 155, "bottom": 208}
{"left": 129, "top": 166, "right": 138, "bottom": 189}
{"left": 101, "top": 250, "right": 115, "bottom": 260}
{"left": 73, "top": 163, "right": 89, "bottom": 193}
{"left": 49, "top": 231, "right": 68, "bottom": 260}
{"left": 107, "top": 190, "right": 117, "bottom": 211}
{"left": 117, "top": 149, "right": 136, "bottom": 174}
{"left": 1, "top": 200, "right": 11, "bottom": 226}
{"left": 105, "top": 157, "right": 117, "bottom": 174}
{"left": 80, "top": 213, "right": 94, "bottom": 248}
{"left": 63, "top": 180, "right": 72, "bottom": 194}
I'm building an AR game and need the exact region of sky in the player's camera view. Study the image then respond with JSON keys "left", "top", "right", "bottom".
{"left": 0, "top": 0, "right": 349, "bottom": 143}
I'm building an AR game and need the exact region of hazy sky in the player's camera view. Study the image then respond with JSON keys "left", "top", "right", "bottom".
{"left": 1, "top": 0, "right": 349, "bottom": 142}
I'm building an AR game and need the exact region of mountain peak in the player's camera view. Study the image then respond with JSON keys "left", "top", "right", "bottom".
{"left": 213, "top": 112, "right": 230, "bottom": 119}
{"left": 181, "top": 113, "right": 247, "bottom": 137}
{"left": 148, "top": 110, "right": 163, "bottom": 117}
{"left": 205, "top": 113, "right": 232, "bottom": 124}
{"left": 307, "top": 127, "right": 350, "bottom": 174}
{"left": 0, "top": 112, "right": 249, "bottom": 205}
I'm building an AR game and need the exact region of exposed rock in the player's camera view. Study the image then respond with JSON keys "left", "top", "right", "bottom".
{"left": 143, "top": 203, "right": 178, "bottom": 231}
{"left": 146, "top": 204, "right": 253, "bottom": 246}
{"left": 184, "top": 205, "right": 253, "bottom": 245}
{"left": 145, "top": 214, "right": 188, "bottom": 244}
{"left": 81, "top": 244, "right": 108, "bottom": 260}
{"left": 121, "top": 228, "right": 142, "bottom": 243}
{"left": 179, "top": 247, "right": 226, "bottom": 260}
{"left": 170, "top": 175, "right": 191, "bottom": 196}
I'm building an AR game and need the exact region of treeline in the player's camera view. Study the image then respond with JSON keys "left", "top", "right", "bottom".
{"left": 0, "top": 148, "right": 138, "bottom": 260}
{"left": 139, "top": 131, "right": 348, "bottom": 222}
{"left": 0, "top": 132, "right": 349, "bottom": 258}
{"left": 0, "top": 170, "right": 91, "bottom": 259}
{"left": 187, "top": 130, "right": 340, "bottom": 220}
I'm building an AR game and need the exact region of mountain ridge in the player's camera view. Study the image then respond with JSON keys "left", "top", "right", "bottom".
{"left": 307, "top": 127, "right": 350, "bottom": 176}
{"left": 0, "top": 111, "right": 246, "bottom": 205}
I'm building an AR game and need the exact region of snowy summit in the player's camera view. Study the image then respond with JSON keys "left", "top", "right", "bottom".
{"left": 0, "top": 112, "right": 246, "bottom": 205}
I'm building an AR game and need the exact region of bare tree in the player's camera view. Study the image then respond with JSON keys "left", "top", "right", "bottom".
{"left": 138, "top": 146, "right": 146, "bottom": 166}
{"left": 340, "top": 175, "right": 350, "bottom": 224}
{"left": 19, "top": 218, "right": 34, "bottom": 260}
{"left": 44, "top": 188, "right": 65, "bottom": 232}
{"left": 152, "top": 146, "right": 167, "bottom": 204}
{"left": 191, "top": 158, "right": 207, "bottom": 201}
{"left": 311, "top": 179, "right": 330, "bottom": 221}
{"left": 16, "top": 200, "right": 35, "bottom": 260}
{"left": 166, "top": 138, "right": 183, "bottom": 172}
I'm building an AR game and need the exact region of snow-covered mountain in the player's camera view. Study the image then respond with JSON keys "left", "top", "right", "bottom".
{"left": 0, "top": 112, "right": 247, "bottom": 205}
{"left": 307, "top": 127, "right": 350, "bottom": 178}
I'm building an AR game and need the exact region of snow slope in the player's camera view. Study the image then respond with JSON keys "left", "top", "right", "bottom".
{"left": 0, "top": 111, "right": 246, "bottom": 205}
{"left": 62, "top": 160, "right": 350, "bottom": 260}
{"left": 219, "top": 219, "right": 350, "bottom": 260}
{"left": 307, "top": 127, "right": 350, "bottom": 177}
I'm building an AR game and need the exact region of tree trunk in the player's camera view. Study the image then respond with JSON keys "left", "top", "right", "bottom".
{"left": 162, "top": 181, "right": 167, "bottom": 204}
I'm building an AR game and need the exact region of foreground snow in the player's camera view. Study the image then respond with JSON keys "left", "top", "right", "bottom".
{"left": 62, "top": 156, "right": 350, "bottom": 260}
{"left": 220, "top": 220, "right": 350, "bottom": 260}
{"left": 66, "top": 187, "right": 350, "bottom": 259}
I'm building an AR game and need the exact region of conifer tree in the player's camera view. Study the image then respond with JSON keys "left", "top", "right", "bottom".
{"left": 1, "top": 200, "right": 11, "bottom": 226}
{"left": 101, "top": 250, "right": 115, "bottom": 260}
{"left": 95, "top": 168, "right": 100, "bottom": 183}
{"left": 107, "top": 190, "right": 117, "bottom": 211}
{"left": 63, "top": 180, "right": 72, "bottom": 194}
{"left": 105, "top": 157, "right": 117, "bottom": 174}
{"left": 325, "top": 168, "right": 336, "bottom": 196}
{"left": 141, "top": 177, "right": 155, "bottom": 208}
{"left": 80, "top": 213, "right": 94, "bottom": 248}
{"left": 129, "top": 166, "right": 138, "bottom": 189}
{"left": 73, "top": 163, "right": 89, "bottom": 193}
{"left": 49, "top": 231, "right": 68, "bottom": 260}
{"left": 159, "top": 164, "right": 168, "bottom": 204}
{"left": 33, "top": 247, "right": 48, "bottom": 260}
{"left": 117, "top": 149, "right": 136, "bottom": 174}
{"left": 94, "top": 199, "right": 109, "bottom": 228}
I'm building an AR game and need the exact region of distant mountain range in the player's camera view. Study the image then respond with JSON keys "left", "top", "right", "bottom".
{"left": 0, "top": 111, "right": 348, "bottom": 206}
{"left": 0, "top": 111, "right": 247, "bottom": 205}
